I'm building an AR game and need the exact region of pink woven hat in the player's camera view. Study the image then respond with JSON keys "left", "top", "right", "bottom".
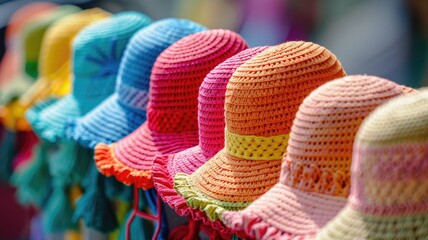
{"left": 222, "top": 75, "right": 416, "bottom": 239}
{"left": 316, "top": 89, "right": 427, "bottom": 240}
{"left": 152, "top": 46, "right": 270, "bottom": 233}
{"left": 95, "top": 29, "right": 248, "bottom": 190}
{"left": 173, "top": 41, "right": 346, "bottom": 224}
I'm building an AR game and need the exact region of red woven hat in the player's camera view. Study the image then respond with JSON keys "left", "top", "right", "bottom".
{"left": 221, "top": 75, "right": 416, "bottom": 239}
{"left": 95, "top": 29, "right": 248, "bottom": 190}
{"left": 152, "top": 46, "right": 270, "bottom": 233}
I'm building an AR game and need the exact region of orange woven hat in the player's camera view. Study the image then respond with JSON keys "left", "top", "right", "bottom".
{"left": 94, "top": 29, "right": 248, "bottom": 190}
{"left": 174, "top": 41, "right": 346, "bottom": 222}
{"left": 221, "top": 75, "right": 416, "bottom": 239}
{"left": 152, "top": 46, "right": 270, "bottom": 234}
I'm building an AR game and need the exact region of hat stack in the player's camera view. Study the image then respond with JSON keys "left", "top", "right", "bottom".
{"left": 221, "top": 75, "right": 416, "bottom": 239}
{"left": 26, "top": 11, "right": 152, "bottom": 143}
{"left": 0, "top": 2, "right": 56, "bottom": 95}
{"left": 174, "top": 41, "right": 346, "bottom": 223}
{"left": 152, "top": 46, "right": 270, "bottom": 233}
{"left": 95, "top": 29, "right": 249, "bottom": 189}
{"left": 317, "top": 89, "right": 428, "bottom": 240}
{"left": 1, "top": 5, "right": 82, "bottom": 131}
{"left": 66, "top": 18, "right": 207, "bottom": 149}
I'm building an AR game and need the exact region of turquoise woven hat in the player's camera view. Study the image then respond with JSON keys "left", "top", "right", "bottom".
{"left": 26, "top": 12, "right": 152, "bottom": 143}
{"left": 66, "top": 18, "right": 206, "bottom": 148}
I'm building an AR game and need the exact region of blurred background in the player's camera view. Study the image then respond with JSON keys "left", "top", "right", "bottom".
{"left": 0, "top": 0, "right": 427, "bottom": 87}
{"left": 0, "top": 0, "right": 427, "bottom": 239}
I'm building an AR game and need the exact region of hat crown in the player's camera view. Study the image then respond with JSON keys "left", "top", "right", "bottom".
{"left": 116, "top": 18, "right": 206, "bottom": 110}
{"left": 147, "top": 29, "right": 248, "bottom": 133}
{"left": 72, "top": 12, "right": 151, "bottom": 114}
{"left": 23, "top": 5, "right": 80, "bottom": 78}
{"left": 349, "top": 90, "right": 428, "bottom": 215}
{"left": 280, "top": 75, "right": 411, "bottom": 197}
{"left": 40, "top": 8, "right": 110, "bottom": 79}
{"left": 198, "top": 46, "right": 269, "bottom": 157}
{"left": 225, "top": 41, "right": 345, "bottom": 137}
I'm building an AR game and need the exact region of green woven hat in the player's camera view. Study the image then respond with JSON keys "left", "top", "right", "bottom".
{"left": 26, "top": 11, "right": 153, "bottom": 143}
{"left": 0, "top": 5, "right": 81, "bottom": 106}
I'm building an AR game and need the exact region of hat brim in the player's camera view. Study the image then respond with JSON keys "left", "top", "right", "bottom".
{"left": 316, "top": 206, "right": 428, "bottom": 240}
{"left": 66, "top": 94, "right": 146, "bottom": 149}
{"left": 26, "top": 95, "right": 78, "bottom": 142}
{"left": 152, "top": 147, "right": 231, "bottom": 234}
{"left": 0, "top": 72, "right": 34, "bottom": 105}
{"left": 174, "top": 149, "right": 282, "bottom": 222}
{"left": 95, "top": 121, "right": 198, "bottom": 190}
{"left": 221, "top": 183, "right": 347, "bottom": 239}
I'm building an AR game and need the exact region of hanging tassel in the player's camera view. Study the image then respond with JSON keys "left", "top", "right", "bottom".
{"left": 73, "top": 164, "right": 118, "bottom": 233}
{"left": 42, "top": 178, "right": 76, "bottom": 232}
{"left": 0, "top": 129, "right": 16, "bottom": 181}
{"left": 104, "top": 176, "right": 133, "bottom": 203}
{"left": 49, "top": 141, "right": 92, "bottom": 185}
{"left": 12, "top": 141, "right": 53, "bottom": 207}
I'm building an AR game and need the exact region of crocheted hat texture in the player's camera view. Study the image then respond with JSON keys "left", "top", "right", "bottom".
{"left": 95, "top": 29, "right": 248, "bottom": 190}
{"left": 316, "top": 88, "right": 427, "bottom": 240}
{"left": 221, "top": 75, "right": 416, "bottom": 240}
{"left": 1, "top": 5, "right": 81, "bottom": 131}
{"left": 151, "top": 46, "right": 269, "bottom": 233}
{"left": 173, "top": 41, "right": 347, "bottom": 222}
{"left": 26, "top": 11, "right": 152, "bottom": 143}
{"left": 0, "top": 2, "right": 56, "bottom": 94}
{"left": 66, "top": 18, "right": 206, "bottom": 149}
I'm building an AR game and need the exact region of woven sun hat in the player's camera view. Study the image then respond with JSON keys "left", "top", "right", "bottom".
{"left": 66, "top": 18, "right": 207, "bottom": 149}
{"left": 1, "top": 5, "right": 81, "bottom": 131}
{"left": 221, "top": 75, "right": 416, "bottom": 240}
{"left": 25, "top": 11, "right": 152, "bottom": 143}
{"left": 0, "top": 2, "right": 57, "bottom": 90}
{"left": 173, "top": 41, "right": 347, "bottom": 223}
{"left": 94, "top": 29, "right": 248, "bottom": 190}
{"left": 316, "top": 88, "right": 428, "bottom": 240}
{"left": 0, "top": 5, "right": 62, "bottom": 106}
{"left": 151, "top": 46, "right": 269, "bottom": 233}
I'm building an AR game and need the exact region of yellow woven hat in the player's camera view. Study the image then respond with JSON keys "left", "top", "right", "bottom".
{"left": 2, "top": 7, "right": 110, "bottom": 131}
{"left": 174, "top": 41, "right": 346, "bottom": 221}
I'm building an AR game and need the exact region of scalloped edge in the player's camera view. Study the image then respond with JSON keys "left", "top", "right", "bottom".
{"left": 152, "top": 155, "right": 232, "bottom": 233}
{"left": 26, "top": 98, "right": 62, "bottom": 143}
{"left": 222, "top": 211, "right": 312, "bottom": 240}
{"left": 94, "top": 143, "right": 153, "bottom": 189}
{"left": 173, "top": 173, "right": 250, "bottom": 223}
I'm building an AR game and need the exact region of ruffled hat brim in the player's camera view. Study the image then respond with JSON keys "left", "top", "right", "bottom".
{"left": 94, "top": 121, "right": 198, "bottom": 189}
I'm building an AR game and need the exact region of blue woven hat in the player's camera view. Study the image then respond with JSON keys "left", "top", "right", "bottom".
{"left": 66, "top": 18, "right": 206, "bottom": 148}
{"left": 26, "top": 12, "right": 152, "bottom": 143}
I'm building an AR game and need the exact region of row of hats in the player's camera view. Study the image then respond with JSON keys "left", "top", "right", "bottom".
{"left": 2, "top": 3, "right": 428, "bottom": 240}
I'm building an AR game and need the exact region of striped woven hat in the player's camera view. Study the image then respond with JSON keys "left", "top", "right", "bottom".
{"left": 151, "top": 46, "right": 269, "bottom": 233}
{"left": 222, "top": 75, "right": 416, "bottom": 239}
{"left": 26, "top": 11, "right": 153, "bottom": 143}
{"left": 66, "top": 18, "right": 206, "bottom": 149}
{"left": 316, "top": 89, "right": 428, "bottom": 240}
{"left": 173, "top": 41, "right": 347, "bottom": 222}
{"left": 1, "top": 5, "right": 81, "bottom": 131}
{"left": 94, "top": 29, "right": 248, "bottom": 190}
